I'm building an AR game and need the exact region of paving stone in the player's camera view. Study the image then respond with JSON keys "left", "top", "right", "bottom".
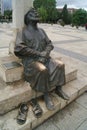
{"left": 76, "top": 92, "right": 87, "bottom": 109}
{"left": 33, "top": 119, "right": 60, "bottom": 130}
{"left": 76, "top": 119, "right": 87, "bottom": 130}
{"left": 50, "top": 102, "right": 87, "bottom": 130}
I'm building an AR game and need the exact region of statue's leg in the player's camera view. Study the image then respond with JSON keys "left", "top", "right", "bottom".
{"left": 24, "top": 61, "right": 55, "bottom": 110}
{"left": 48, "top": 59, "right": 69, "bottom": 100}
{"left": 24, "top": 61, "right": 49, "bottom": 92}
{"left": 55, "top": 62, "right": 69, "bottom": 100}
{"left": 44, "top": 92, "right": 55, "bottom": 110}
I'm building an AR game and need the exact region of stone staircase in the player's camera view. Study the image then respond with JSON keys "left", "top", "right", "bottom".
{"left": 0, "top": 54, "right": 87, "bottom": 130}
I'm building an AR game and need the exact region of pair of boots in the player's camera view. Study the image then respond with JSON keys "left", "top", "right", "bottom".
{"left": 44, "top": 86, "right": 69, "bottom": 111}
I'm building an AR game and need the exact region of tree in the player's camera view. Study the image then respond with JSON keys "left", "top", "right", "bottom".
{"left": 33, "top": 0, "right": 57, "bottom": 23}
{"left": 46, "top": 8, "right": 58, "bottom": 23}
{"left": 33, "top": 0, "right": 43, "bottom": 9}
{"left": 4, "top": 10, "right": 12, "bottom": 21}
{"left": 61, "top": 4, "right": 70, "bottom": 24}
{"left": 38, "top": 6, "right": 47, "bottom": 22}
{"left": 72, "top": 9, "right": 87, "bottom": 26}
{"left": 34, "top": 0, "right": 56, "bottom": 10}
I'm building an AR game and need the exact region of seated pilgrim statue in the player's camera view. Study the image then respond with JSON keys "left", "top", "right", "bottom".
{"left": 14, "top": 8, "right": 69, "bottom": 112}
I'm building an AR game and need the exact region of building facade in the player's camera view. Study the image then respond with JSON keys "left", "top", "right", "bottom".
{"left": 57, "top": 7, "right": 78, "bottom": 14}
{"left": 0, "top": 0, "right": 4, "bottom": 15}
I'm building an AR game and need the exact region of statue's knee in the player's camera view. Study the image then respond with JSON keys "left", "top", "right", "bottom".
{"left": 36, "top": 62, "right": 47, "bottom": 72}
{"left": 57, "top": 61, "right": 65, "bottom": 68}
{"left": 60, "top": 63, "right": 65, "bottom": 68}
{"left": 60, "top": 63, "right": 65, "bottom": 70}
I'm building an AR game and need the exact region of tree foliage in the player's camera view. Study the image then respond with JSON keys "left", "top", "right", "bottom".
{"left": 34, "top": 0, "right": 56, "bottom": 9}
{"left": 4, "top": 10, "right": 12, "bottom": 20}
{"left": 33, "top": 0, "right": 58, "bottom": 23}
{"left": 61, "top": 4, "right": 71, "bottom": 24}
{"left": 0, "top": 10, "right": 12, "bottom": 23}
{"left": 38, "top": 6, "right": 47, "bottom": 22}
{"left": 72, "top": 9, "right": 87, "bottom": 26}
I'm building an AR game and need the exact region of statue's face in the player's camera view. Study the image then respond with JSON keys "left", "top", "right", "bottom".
{"left": 27, "top": 9, "right": 40, "bottom": 22}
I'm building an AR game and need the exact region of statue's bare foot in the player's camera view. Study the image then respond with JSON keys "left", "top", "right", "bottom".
{"left": 56, "top": 86, "right": 69, "bottom": 100}
{"left": 44, "top": 93, "right": 55, "bottom": 111}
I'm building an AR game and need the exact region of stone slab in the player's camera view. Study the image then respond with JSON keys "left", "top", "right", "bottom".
{"left": 76, "top": 120, "right": 87, "bottom": 130}
{"left": 0, "top": 78, "right": 87, "bottom": 130}
{"left": 52, "top": 93, "right": 67, "bottom": 109}
{"left": 0, "top": 55, "right": 22, "bottom": 82}
{"left": 73, "top": 75, "right": 87, "bottom": 96}
{"left": 62, "top": 76, "right": 87, "bottom": 104}
{"left": 0, "top": 81, "right": 35, "bottom": 115}
{"left": 0, "top": 55, "right": 20, "bottom": 64}
{"left": 0, "top": 73, "right": 86, "bottom": 115}
{"left": 0, "top": 55, "right": 77, "bottom": 83}
{"left": 0, "top": 63, "right": 77, "bottom": 115}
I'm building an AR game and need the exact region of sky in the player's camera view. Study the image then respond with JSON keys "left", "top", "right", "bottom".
{"left": 56, "top": 0, "right": 87, "bottom": 10}
{"left": 2, "top": 0, "right": 87, "bottom": 11}
{"left": 3, "top": 0, "right": 12, "bottom": 10}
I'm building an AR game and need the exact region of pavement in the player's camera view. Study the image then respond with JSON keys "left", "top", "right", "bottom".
{"left": 0, "top": 23, "right": 87, "bottom": 130}
{"left": 34, "top": 92, "right": 87, "bottom": 130}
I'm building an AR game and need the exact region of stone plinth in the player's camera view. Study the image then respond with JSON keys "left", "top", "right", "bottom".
{"left": 0, "top": 59, "right": 77, "bottom": 115}
{"left": 0, "top": 55, "right": 77, "bottom": 83}
{"left": 0, "top": 75, "right": 87, "bottom": 130}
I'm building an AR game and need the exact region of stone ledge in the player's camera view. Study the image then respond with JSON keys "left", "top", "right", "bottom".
{"left": 0, "top": 55, "right": 77, "bottom": 83}
{"left": 0, "top": 76, "right": 87, "bottom": 130}
{"left": 0, "top": 65, "right": 77, "bottom": 115}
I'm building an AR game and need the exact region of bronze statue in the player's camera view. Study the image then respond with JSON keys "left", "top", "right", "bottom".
{"left": 14, "top": 8, "right": 69, "bottom": 112}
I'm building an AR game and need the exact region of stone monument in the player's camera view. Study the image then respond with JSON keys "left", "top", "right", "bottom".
{"left": 14, "top": 8, "right": 69, "bottom": 124}
{"left": 0, "top": 0, "right": 86, "bottom": 130}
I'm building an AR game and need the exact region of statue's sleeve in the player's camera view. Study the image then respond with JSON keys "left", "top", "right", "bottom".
{"left": 41, "top": 29, "right": 54, "bottom": 54}
{"left": 14, "top": 31, "right": 41, "bottom": 57}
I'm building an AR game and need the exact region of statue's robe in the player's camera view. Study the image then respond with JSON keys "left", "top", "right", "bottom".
{"left": 14, "top": 26, "right": 65, "bottom": 92}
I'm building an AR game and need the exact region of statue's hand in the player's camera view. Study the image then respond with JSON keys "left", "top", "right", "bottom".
{"left": 41, "top": 51, "right": 49, "bottom": 58}
{"left": 38, "top": 57, "right": 47, "bottom": 64}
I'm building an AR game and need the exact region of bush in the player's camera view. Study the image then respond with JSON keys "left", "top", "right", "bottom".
{"left": 58, "top": 19, "right": 65, "bottom": 26}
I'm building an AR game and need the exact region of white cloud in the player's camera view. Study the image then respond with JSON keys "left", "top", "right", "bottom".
{"left": 56, "top": 0, "right": 87, "bottom": 10}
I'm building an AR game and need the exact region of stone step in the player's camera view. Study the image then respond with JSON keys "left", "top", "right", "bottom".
{"left": 0, "top": 55, "right": 22, "bottom": 83}
{"left": 0, "top": 75, "right": 87, "bottom": 130}
{"left": 0, "top": 65, "right": 77, "bottom": 115}
{"left": 0, "top": 55, "right": 77, "bottom": 83}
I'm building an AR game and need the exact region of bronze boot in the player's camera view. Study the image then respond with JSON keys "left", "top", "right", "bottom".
{"left": 55, "top": 86, "right": 69, "bottom": 100}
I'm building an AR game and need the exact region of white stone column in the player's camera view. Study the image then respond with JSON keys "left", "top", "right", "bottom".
{"left": 12, "top": 0, "right": 33, "bottom": 29}
{"left": 9, "top": 0, "right": 33, "bottom": 54}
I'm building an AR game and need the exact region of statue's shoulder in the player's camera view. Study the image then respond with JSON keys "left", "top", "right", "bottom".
{"left": 39, "top": 28, "right": 46, "bottom": 34}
